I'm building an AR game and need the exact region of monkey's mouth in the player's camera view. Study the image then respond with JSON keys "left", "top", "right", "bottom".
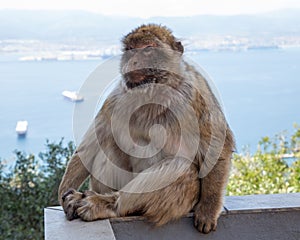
{"left": 124, "top": 71, "right": 158, "bottom": 89}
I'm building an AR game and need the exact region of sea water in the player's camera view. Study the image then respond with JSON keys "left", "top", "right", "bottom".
{"left": 0, "top": 48, "right": 299, "bottom": 163}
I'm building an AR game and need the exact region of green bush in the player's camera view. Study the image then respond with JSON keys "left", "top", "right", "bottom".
{"left": 0, "top": 126, "right": 299, "bottom": 239}
{"left": 0, "top": 139, "right": 75, "bottom": 240}
{"left": 227, "top": 125, "right": 300, "bottom": 195}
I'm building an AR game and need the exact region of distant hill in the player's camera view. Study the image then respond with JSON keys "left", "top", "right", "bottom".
{"left": 0, "top": 9, "right": 299, "bottom": 40}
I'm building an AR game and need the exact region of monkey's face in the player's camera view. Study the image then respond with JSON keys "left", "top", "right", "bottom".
{"left": 121, "top": 40, "right": 183, "bottom": 89}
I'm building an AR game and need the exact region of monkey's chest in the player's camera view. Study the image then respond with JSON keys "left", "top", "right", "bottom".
{"left": 113, "top": 103, "right": 186, "bottom": 172}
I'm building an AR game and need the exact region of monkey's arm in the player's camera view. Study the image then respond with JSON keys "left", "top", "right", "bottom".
{"left": 193, "top": 115, "right": 234, "bottom": 233}
{"left": 58, "top": 113, "right": 110, "bottom": 202}
{"left": 58, "top": 100, "right": 112, "bottom": 202}
{"left": 57, "top": 118, "right": 113, "bottom": 221}
{"left": 191, "top": 81, "right": 235, "bottom": 233}
{"left": 194, "top": 154, "right": 231, "bottom": 233}
{"left": 58, "top": 153, "right": 89, "bottom": 205}
{"left": 58, "top": 93, "right": 131, "bottom": 217}
{"left": 58, "top": 118, "right": 102, "bottom": 199}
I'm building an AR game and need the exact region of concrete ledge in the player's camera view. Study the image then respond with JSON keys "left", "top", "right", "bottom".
{"left": 44, "top": 207, "right": 115, "bottom": 240}
{"left": 45, "top": 193, "right": 300, "bottom": 240}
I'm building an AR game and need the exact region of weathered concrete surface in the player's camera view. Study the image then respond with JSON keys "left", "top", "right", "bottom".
{"left": 44, "top": 207, "right": 115, "bottom": 240}
{"left": 45, "top": 193, "right": 300, "bottom": 240}
{"left": 224, "top": 193, "right": 300, "bottom": 213}
{"left": 111, "top": 209, "right": 300, "bottom": 240}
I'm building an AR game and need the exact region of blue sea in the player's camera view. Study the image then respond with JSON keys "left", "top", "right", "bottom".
{"left": 0, "top": 48, "right": 299, "bottom": 164}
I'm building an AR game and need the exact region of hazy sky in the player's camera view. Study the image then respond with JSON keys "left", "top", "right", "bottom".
{"left": 0, "top": 0, "right": 299, "bottom": 18}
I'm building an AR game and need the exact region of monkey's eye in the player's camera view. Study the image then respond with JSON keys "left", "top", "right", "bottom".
{"left": 143, "top": 46, "right": 153, "bottom": 55}
{"left": 125, "top": 46, "right": 134, "bottom": 51}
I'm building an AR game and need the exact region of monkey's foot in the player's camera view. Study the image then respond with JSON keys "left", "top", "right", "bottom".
{"left": 77, "top": 191, "right": 118, "bottom": 221}
{"left": 61, "top": 188, "right": 83, "bottom": 220}
{"left": 194, "top": 203, "right": 218, "bottom": 234}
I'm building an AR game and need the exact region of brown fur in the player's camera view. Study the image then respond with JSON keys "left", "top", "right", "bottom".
{"left": 58, "top": 24, "right": 235, "bottom": 234}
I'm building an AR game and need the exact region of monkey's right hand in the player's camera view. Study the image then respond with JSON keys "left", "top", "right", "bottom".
{"left": 61, "top": 188, "right": 84, "bottom": 220}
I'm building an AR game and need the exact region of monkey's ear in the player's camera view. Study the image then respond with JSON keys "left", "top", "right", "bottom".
{"left": 173, "top": 41, "right": 184, "bottom": 54}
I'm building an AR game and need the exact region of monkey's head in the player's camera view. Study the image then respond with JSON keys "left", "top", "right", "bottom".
{"left": 121, "top": 24, "right": 184, "bottom": 89}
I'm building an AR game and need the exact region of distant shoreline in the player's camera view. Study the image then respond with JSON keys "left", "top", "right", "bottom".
{"left": 12, "top": 45, "right": 300, "bottom": 62}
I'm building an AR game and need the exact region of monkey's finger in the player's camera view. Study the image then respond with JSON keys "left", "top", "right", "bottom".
{"left": 202, "top": 222, "right": 216, "bottom": 234}
{"left": 82, "top": 190, "right": 96, "bottom": 198}
{"left": 194, "top": 218, "right": 217, "bottom": 234}
{"left": 62, "top": 188, "right": 76, "bottom": 202}
{"left": 65, "top": 203, "right": 79, "bottom": 221}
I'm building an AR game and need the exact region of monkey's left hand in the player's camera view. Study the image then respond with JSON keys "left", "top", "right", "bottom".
{"left": 193, "top": 202, "right": 218, "bottom": 234}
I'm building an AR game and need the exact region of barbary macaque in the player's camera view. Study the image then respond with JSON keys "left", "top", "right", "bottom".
{"left": 59, "top": 24, "right": 235, "bottom": 234}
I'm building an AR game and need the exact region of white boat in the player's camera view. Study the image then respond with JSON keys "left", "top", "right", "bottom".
{"left": 16, "top": 121, "right": 28, "bottom": 135}
{"left": 62, "top": 91, "right": 84, "bottom": 102}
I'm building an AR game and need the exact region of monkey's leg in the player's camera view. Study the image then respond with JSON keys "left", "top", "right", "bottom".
{"left": 58, "top": 153, "right": 90, "bottom": 220}
{"left": 76, "top": 158, "right": 199, "bottom": 225}
{"left": 194, "top": 155, "right": 231, "bottom": 234}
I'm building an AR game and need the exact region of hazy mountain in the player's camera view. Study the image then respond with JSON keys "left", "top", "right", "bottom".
{"left": 0, "top": 9, "right": 299, "bottom": 41}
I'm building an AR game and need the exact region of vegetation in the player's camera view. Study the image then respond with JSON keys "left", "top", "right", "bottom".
{"left": 0, "top": 140, "right": 75, "bottom": 240}
{"left": 227, "top": 124, "right": 300, "bottom": 195}
{"left": 0, "top": 126, "right": 299, "bottom": 239}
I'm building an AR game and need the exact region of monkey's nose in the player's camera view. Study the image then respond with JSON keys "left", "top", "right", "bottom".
{"left": 133, "top": 61, "right": 137, "bottom": 65}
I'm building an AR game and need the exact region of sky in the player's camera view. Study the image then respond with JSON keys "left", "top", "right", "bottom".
{"left": 0, "top": 0, "right": 300, "bottom": 18}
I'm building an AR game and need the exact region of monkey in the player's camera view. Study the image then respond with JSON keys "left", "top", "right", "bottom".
{"left": 58, "top": 24, "right": 235, "bottom": 234}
